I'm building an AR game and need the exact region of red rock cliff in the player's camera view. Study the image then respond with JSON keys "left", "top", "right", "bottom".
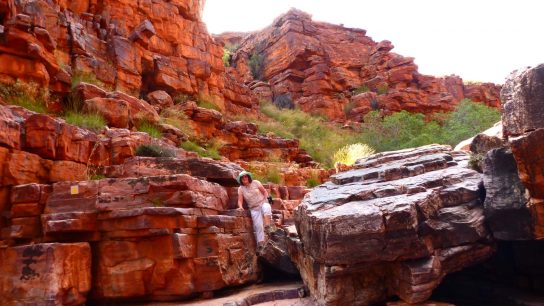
{"left": 223, "top": 9, "right": 501, "bottom": 120}
{"left": 0, "top": 0, "right": 255, "bottom": 113}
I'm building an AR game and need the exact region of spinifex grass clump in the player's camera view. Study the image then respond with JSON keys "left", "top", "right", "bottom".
{"left": 0, "top": 80, "right": 49, "bottom": 113}
{"left": 333, "top": 143, "right": 375, "bottom": 166}
{"left": 64, "top": 112, "right": 106, "bottom": 131}
{"left": 137, "top": 121, "right": 162, "bottom": 139}
{"left": 180, "top": 140, "right": 223, "bottom": 160}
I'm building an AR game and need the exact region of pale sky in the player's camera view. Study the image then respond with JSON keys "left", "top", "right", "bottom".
{"left": 203, "top": 0, "right": 543, "bottom": 84}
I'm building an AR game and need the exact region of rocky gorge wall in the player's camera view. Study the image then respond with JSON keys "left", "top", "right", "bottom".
{"left": 221, "top": 9, "right": 501, "bottom": 121}
{"left": 0, "top": 0, "right": 543, "bottom": 305}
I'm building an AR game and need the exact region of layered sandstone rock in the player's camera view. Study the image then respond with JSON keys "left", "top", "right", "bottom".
{"left": 223, "top": 9, "right": 501, "bottom": 120}
{"left": 501, "top": 64, "right": 544, "bottom": 238}
{"left": 1, "top": 174, "right": 261, "bottom": 304}
{"left": 292, "top": 145, "right": 494, "bottom": 305}
{"left": 0, "top": 0, "right": 256, "bottom": 113}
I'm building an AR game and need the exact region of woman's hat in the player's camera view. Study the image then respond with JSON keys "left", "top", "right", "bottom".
{"left": 236, "top": 171, "right": 253, "bottom": 184}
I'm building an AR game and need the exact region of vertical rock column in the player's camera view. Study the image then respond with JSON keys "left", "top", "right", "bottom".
{"left": 501, "top": 64, "right": 544, "bottom": 238}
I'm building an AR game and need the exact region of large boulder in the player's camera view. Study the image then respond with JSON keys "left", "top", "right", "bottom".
{"left": 293, "top": 145, "right": 494, "bottom": 305}
{"left": 501, "top": 64, "right": 544, "bottom": 137}
{"left": 483, "top": 148, "right": 532, "bottom": 240}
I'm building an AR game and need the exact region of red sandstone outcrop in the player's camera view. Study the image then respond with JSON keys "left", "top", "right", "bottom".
{"left": 0, "top": 0, "right": 256, "bottom": 113}
{"left": 223, "top": 9, "right": 501, "bottom": 120}
{"left": 292, "top": 145, "right": 494, "bottom": 305}
{"left": 1, "top": 174, "right": 261, "bottom": 304}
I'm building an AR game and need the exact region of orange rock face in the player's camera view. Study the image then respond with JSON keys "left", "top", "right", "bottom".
{"left": 0, "top": 243, "right": 92, "bottom": 306}
{"left": 224, "top": 9, "right": 501, "bottom": 120}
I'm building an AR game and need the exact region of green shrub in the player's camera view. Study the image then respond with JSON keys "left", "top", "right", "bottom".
{"left": 0, "top": 80, "right": 49, "bottom": 113}
{"left": 360, "top": 110, "right": 442, "bottom": 152}
{"left": 222, "top": 48, "right": 231, "bottom": 67}
{"left": 138, "top": 121, "right": 162, "bottom": 139}
{"left": 135, "top": 144, "right": 176, "bottom": 157}
{"left": 249, "top": 53, "right": 265, "bottom": 80}
{"left": 353, "top": 85, "right": 370, "bottom": 95}
{"left": 64, "top": 111, "right": 106, "bottom": 131}
{"left": 333, "top": 143, "right": 376, "bottom": 166}
{"left": 273, "top": 94, "right": 294, "bottom": 109}
{"left": 359, "top": 100, "right": 500, "bottom": 152}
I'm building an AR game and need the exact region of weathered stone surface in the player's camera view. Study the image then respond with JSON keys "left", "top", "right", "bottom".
{"left": 260, "top": 229, "right": 299, "bottom": 276}
{"left": 0, "top": 243, "right": 91, "bottom": 306}
{"left": 501, "top": 64, "right": 544, "bottom": 137}
{"left": 225, "top": 9, "right": 500, "bottom": 120}
{"left": 293, "top": 145, "right": 494, "bottom": 305}
{"left": 483, "top": 148, "right": 532, "bottom": 240}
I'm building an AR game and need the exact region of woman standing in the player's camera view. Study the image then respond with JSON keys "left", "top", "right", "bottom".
{"left": 237, "top": 171, "right": 273, "bottom": 251}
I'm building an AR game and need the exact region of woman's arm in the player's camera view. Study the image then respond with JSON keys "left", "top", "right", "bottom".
{"left": 256, "top": 181, "right": 269, "bottom": 198}
{"left": 237, "top": 188, "right": 244, "bottom": 210}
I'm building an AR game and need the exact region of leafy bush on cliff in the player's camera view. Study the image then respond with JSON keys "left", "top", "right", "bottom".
{"left": 440, "top": 99, "right": 501, "bottom": 146}
{"left": 0, "top": 80, "right": 49, "bottom": 113}
{"left": 222, "top": 49, "right": 231, "bottom": 67}
{"left": 360, "top": 110, "right": 442, "bottom": 152}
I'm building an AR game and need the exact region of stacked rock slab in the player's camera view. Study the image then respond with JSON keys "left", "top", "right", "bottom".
{"left": 500, "top": 64, "right": 544, "bottom": 238}
{"left": 293, "top": 145, "right": 494, "bottom": 305}
{"left": 225, "top": 9, "right": 501, "bottom": 120}
{"left": 0, "top": 159, "right": 261, "bottom": 304}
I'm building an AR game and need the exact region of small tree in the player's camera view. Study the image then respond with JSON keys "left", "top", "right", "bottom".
{"left": 249, "top": 53, "right": 265, "bottom": 80}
